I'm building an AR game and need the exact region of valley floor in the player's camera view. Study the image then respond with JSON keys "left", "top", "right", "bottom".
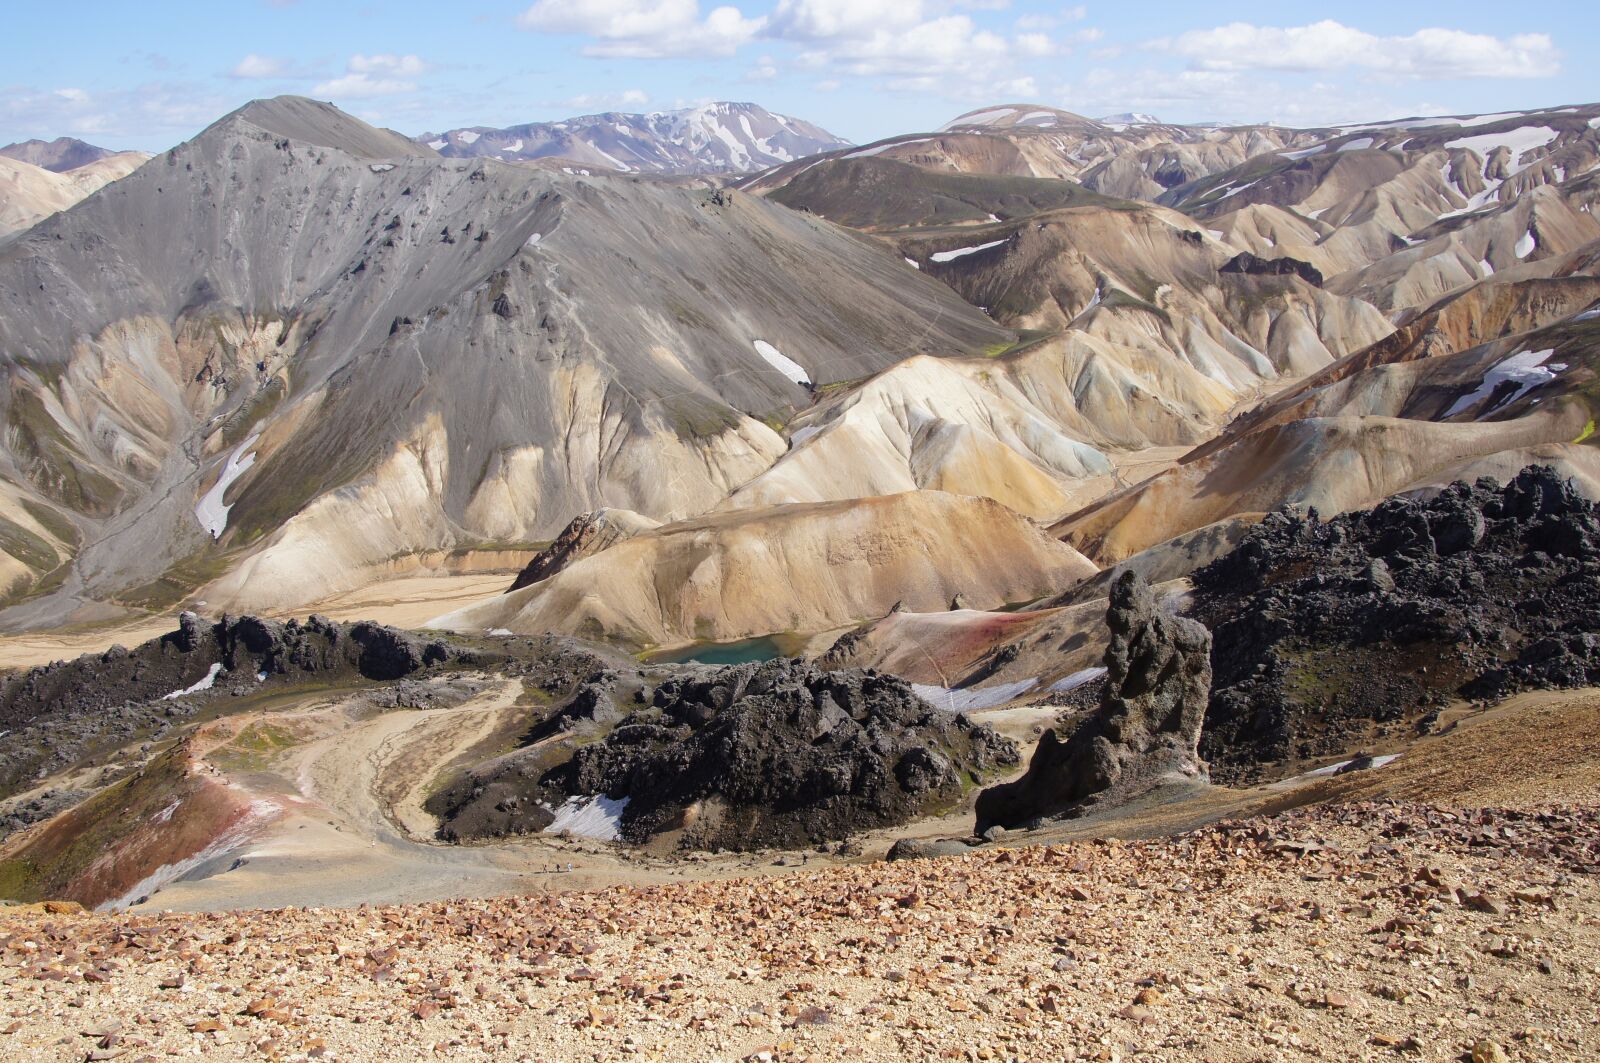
{"left": 0, "top": 572, "right": 520, "bottom": 670}
{"left": 1, "top": 800, "right": 1594, "bottom": 1062}
{"left": 2, "top": 691, "right": 1599, "bottom": 1061}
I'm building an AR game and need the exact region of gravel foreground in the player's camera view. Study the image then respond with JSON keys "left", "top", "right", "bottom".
{"left": 2, "top": 801, "right": 1597, "bottom": 1062}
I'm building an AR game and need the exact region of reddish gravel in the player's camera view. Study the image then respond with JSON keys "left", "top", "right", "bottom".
{"left": 3, "top": 800, "right": 1597, "bottom": 1062}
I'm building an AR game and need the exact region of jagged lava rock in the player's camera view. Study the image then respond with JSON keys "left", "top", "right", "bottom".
{"left": 437, "top": 659, "right": 1018, "bottom": 851}
{"left": 1192, "top": 465, "right": 1600, "bottom": 782}
{"left": 976, "top": 571, "right": 1211, "bottom": 829}
{"left": 507, "top": 509, "right": 660, "bottom": 591}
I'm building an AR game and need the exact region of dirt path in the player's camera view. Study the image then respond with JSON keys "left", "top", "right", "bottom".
{"left": 136, "top": 682, "right": 543, "bottom": 911}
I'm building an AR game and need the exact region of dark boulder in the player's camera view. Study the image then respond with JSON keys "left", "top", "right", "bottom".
{"left": 509, "top": 510, "right": 652, "bottom": 591}
{"left": 1219, "top": 251, "right": 1323, "bottom": 287}
{"left": 976, "top": 571, "right": 1211, "bottom": 829}
{"left": 1191, "top": 466, "right": 1600, "bottom": 782}
{"left": 441, "top": 659, "right": 1019, "bottom": 851}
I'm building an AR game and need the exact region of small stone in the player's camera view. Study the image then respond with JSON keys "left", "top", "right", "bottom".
{"left": 1471, "top": 1040, "right": 1510, "bottom": 1063}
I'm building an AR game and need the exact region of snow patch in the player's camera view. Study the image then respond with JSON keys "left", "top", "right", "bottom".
{"left": 456, "top": 130, "right": 480, "bottom": 145}
{"left": 912, "top": 678, "right": 1038, "bottom": 712}
{"left": 162, "top": 662, "right": 223, "bottom": 701}
{"left": 1047, "top": 667, "right": 1107, "bottom": 694}
{"left": 427, "top": 139, "right": 446, "bottom": 150}
{"left": 545, "top": 794, "right": 629, "bottom": 841}
{"left": 789, "top": 424, "right": 822, "bottom": 448}
{"left": 1278, "top": 753, "right": 1402, "bottom": 787}
{"left": 99, "top": 798, "right": 281, "bottom": 912}
{"left": 929, "top": 238, "right": 1007, "bottom": 263}
{"left": 195, "top": 433, "right": 261, "bottom": 539}
{"left": 1444, "top": 127, "right": 1558, "bottom": 174}
{"left": 904, "top": 256, "right": 920, "bottom": 269}
{"left": 846, "top": 137, "right": 933, "bottom": 158}
{"left": 1444, "top": 348, "right": 1566, "bottom": 419}
{"left": 487, "top": 628, "right": 514, "bottom": 637}
{"left": 942, "top": 108, "right": 1016, "bottom": 130}
{"left": 753, "top": 340, "right": 810, "bottom": 386}
{"left": 1514, "top": 230, "right": 1536, "bottom": 259}
{"left": 368, "top": 163, "right": 394, "bottom": 173}
{"left": 1337, "top": 137, "right": 1374, "bottom": 152}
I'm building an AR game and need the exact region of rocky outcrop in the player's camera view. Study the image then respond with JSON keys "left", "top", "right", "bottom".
{"left": 0, "top": 613, "right": 484, "bottom": 799}
{"left": 976, "top": 571, "right": 1211, "bottom": 828}
{"left": 1219, "top": 251, "right": 1323, "bottom": 286}
{"left": 1192, "top": 466, "right": 1600, "bottom": 782}
{"left": 430, "top": 659, "right": 1019, "bottom": 851}
{"left": 508, "top": 509, "right": 660, "bottom": 591}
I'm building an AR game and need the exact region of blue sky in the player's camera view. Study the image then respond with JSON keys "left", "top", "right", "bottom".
{"left": 0, "top": 1, "right": 1591, "bottom": 151}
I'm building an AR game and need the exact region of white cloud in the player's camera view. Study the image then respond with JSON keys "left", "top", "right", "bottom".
{"left": 312, "top": 54, "right": 429, "bottom": 98}
{"left": 349, "top": 54, "right": 429, "bottom": 77}
{"left": 766, "top": 0, "right": 1061, "bottom": 91}
{"left": 769, "top": 0, "right": 926, "bottom": 41}
{"left": 0, "top": 82, "right": 230, "bottom": 147}
{"left": 1016, "top": 32, "right": 1055, "bottom": 58}
{"left": 746, "top": 56, "right": 780, "bottom": 80}
{"left": 886, "top": 72, "right": 1036, "bottom": 101}
{"left": 1055, "top": 64, "right": 1452, "bottom": 128}
{"left": 231, "top": 54, "right": 287, "bottom": 79}
{"left": 561, "top": 89, "right": 651, "bottom": 110}
{"left": 519, "top": 0, "right": 764, "bottom": 58}
{"left": 1156, "top": 20, "right": 1559, "bottom": 79}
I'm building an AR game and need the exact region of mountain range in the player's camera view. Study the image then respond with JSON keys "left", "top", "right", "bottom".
{"left": 0, "top": 142, "right": 148, "bottom": 240}
{"left": 2, "top": 90, "right": 1600, "bottom": 979}
{"left": 417, "top": 101, "right": 851, "bottom": 174}
{"left": 0, "top": 95, "right": 1597, "bottom": 638}
{"left": 0, "top": 136, "right": 122, "bottom": 172}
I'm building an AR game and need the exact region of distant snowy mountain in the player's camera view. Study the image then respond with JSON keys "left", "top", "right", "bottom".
{"left": 1099, "top": 112, "right": 1162, "bottom": 127}
{"left": 417, "top": 102, "right": 851, "bottom": 175}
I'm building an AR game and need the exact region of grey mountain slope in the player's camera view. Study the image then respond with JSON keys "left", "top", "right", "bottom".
{"left": 226, "top": 96, "right": 434, "bottom": 160}
{"left": 0, "top": 96, "right": 1004, "bottom": 626}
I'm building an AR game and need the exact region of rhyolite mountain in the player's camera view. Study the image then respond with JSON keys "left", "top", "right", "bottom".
{"left": 5, "top": 92, "right": 1600, "bottom": 666}
{"left": 0, "top": 137, "right": 120, "bottom": 173}
{"left": 0, "top": 96, "right": 1002, "bottom": 627}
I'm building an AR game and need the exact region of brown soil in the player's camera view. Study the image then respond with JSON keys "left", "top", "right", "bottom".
{"left": 2, "top": 691, "right": 1599, "bottom": 1060}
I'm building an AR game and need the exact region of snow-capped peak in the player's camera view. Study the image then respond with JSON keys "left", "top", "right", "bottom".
{"left": 416, "top": 102, "right": 851, "bottom": 175}
{"left": 1099, "top": 112, "right": 1162, "bottom": 126}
